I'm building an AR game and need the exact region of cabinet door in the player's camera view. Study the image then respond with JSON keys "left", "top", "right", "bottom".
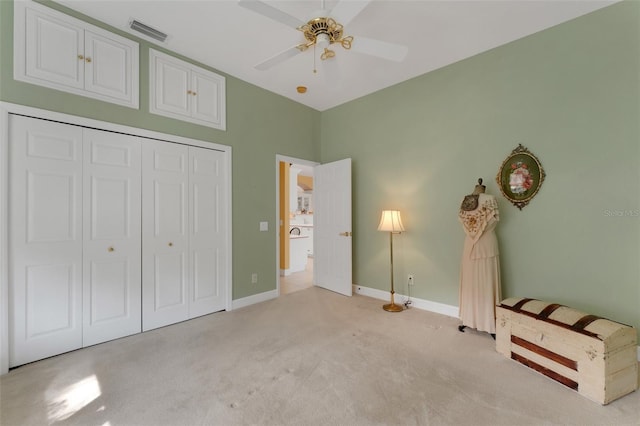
{"left": 9, "top": 116, "right": 84, "bottom": 367}
{"left": 24, "top": 6, "right": 84, "bottom": 90}
{"left": 189, "top": 147, "right": 227, "bottom": 317}
{"left": 16, "top": 1, "right": 139, "bottom": 109}
{"left": 149, "top": 49, "right": 226, "bottom": 130}
{"left": 150, "top": 52, "right": 191, "bottom": 118}
{"left": 84, "top": 30, "right": 137, "bottom": 105}
{"left": 82, "top": 129, "right": 142, "bottom": 346}
{"left": 191, "top": 69, "right": 226, "bottom": 130}
{"left": 142, "top": 141, "right": 189, "bottom": 331}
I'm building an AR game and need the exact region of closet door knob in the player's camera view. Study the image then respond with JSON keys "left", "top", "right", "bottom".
{"left": 168, "top": 242, "right": 173, "bottom": 247}
{"left": 85, "top": 57, "right": 92, "bottom": 63}
{"left": 108, "top": 246, "right": 115, "bottom": 252}
{"left": 78, "top": 54, "right": 84, "bottom": 60}
{"left": 339, "top": 231, "right": 352, "bottom": 237}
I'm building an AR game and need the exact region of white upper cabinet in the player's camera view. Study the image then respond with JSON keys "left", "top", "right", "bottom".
{"left": 149, "top": 49, "right": 226, "bottom": 131}
{"left": 14, "top": 1, "right": 139, "bottom": 109}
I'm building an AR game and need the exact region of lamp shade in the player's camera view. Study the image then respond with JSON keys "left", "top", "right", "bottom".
{"left": 378, "top": 210, "right": 405, "bottom": 233}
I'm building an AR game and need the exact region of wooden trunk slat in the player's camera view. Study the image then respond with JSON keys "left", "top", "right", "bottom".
{"left": 512, "top": 335, "right": 577, "bottom": 371}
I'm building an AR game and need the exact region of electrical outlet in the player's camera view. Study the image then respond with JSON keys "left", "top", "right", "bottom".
{"left": 408, "top": 274, "right": 414, "bottom": 285}
{"left": 251, "top": 273, "right": 258, "bottom": 284}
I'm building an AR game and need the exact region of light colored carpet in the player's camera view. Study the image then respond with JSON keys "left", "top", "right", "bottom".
{"left": 280, "top": 257, "right": 313, "bottom": 295}
{"left": 1, "top": 287, "right": 638, "bottom": 426}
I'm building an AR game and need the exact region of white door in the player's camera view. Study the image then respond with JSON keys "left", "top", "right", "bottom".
{"left": 84, "top": 30, "right": 135, "bottom": 103}
{"left": 151, "top": 53, "right": 191, "bottom": 119}
{"left": 188, "top": 147, "right": 227, "bottom": 317}
{"left": 142, "top": 141, "right": 189, "bottom": 331}
{"left": 24, "top": 6, "right": 84, "bottom": 90}
{"left": 313, "top": 158, "right": 352, "bottom": 296}
{"left": 82, "top": 129, "right": 142, "bottom": 346}
{"left": 9, "top": 116, "right": 84, "bottom": 367}
{"left": 191, "top": 69, "right": 224, "bottom": 128}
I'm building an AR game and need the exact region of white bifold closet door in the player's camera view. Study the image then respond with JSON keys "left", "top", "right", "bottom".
{"left": 82, "top": 129, "right": 142, "bottom": 347}
{"left": 9, "top": 116, "right": 142, "bottom": 366}
{"left": 142, "top": 140, "right": 226, "bottom": 331}
{"left": 9, "top": 117, "right": 84, "bottom": 366}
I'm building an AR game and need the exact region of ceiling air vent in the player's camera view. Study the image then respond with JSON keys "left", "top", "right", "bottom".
{"left": 128, "top": 19, "right": 168, "bottom": 43}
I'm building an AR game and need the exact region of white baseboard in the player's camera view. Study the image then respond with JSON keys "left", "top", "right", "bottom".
{"left": 354, "top": 285, "right": 640, "bottom": 361}
{"left": 353, "top": 284, "right": 459, "bottom": 318}
{"left": 231, "top": 286, "right": 640, "bottom": 362}
{"left": 231, "top": 289, "right": 278, "bottom": 310}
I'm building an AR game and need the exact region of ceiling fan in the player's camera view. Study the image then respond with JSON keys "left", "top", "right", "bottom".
{"left": 238, "top": 0, "right": 409, "bottom": 71}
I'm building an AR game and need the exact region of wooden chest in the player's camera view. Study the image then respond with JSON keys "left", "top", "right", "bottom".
{"left": 496, "top": 297, "right": 638, "bottom": 405}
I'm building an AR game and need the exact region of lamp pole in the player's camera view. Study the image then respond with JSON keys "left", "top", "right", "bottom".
{"left": 383, "top": 231, "right": 403, "bottom": 312}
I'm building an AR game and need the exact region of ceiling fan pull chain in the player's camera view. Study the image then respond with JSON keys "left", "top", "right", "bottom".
{"left": 313, "top": 43, "right": 317, "bottom": 74}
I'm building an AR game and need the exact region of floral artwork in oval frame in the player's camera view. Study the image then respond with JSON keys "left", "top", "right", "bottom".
{"left": 496, "top": 144, "right": 546, "bottom": 210}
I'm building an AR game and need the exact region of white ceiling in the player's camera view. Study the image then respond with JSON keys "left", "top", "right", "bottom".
{"left": 55, "top": 0, "right": 617, "bottom": 111}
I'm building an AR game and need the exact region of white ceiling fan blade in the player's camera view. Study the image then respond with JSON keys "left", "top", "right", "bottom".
{"left": 238, "top": 0, "right": 304, "bottom": 28}
{"left": 321, "top": 57, "right": 341, "bottom": 85}
{"left": 329, "top": 0, "right": 371, "bottom": 26}
{"left": 351, "top": 36, "right": 409, "bottom": 62}
{"left": 254, "top": 45, "right": 302, "bottom": 70}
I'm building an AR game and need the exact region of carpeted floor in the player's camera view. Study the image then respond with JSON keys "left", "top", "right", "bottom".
{"left": 1, "top": 287, "right": 639, "bottom": 426}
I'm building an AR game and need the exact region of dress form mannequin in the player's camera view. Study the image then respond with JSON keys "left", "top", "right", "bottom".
{"left": 458, "top": 179, "right": 501, "bottom": 338}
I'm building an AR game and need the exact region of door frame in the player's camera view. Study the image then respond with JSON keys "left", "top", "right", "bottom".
{"left": 0, "top": 102, "right": 233, "bottom": 375}
{"left": 275, "top": 155, "right": 319, "bottom": 296}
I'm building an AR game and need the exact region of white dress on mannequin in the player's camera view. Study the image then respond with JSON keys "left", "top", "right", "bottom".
{"left": 458, "top": 193, "right": 501, "bottom": 334}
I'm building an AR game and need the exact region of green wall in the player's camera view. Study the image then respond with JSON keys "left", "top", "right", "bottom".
{"left": 2, "top": 0, "right": 638, "bottom": 335}
{"left": 321, "top": 1, "right": 640, "bottom": 333}
{"left": 0, "top": 0, "right": 319, "bottom": 300}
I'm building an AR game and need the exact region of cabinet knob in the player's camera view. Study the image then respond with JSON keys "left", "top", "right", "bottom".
{"left": 85, "top": 57, "right": 92, "bottom": 63}
{"left": 192, "top": 91, "right": 197, "bottom": 96}
{"left": 187, "top": 90, "right": 192, "bottom": 95}
{"left": 108, "top": 246, "right": 115, "bottom": 252}
{"left": 339, "top": 232, "right": 352, "bottom": 237}
{"left": 168, "top": 242, "right": 173, "bottom": 247}
{"left": 78, "top": 54, "right": 84, "bottom": 60}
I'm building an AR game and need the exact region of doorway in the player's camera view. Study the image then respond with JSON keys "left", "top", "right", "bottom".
{"left": 276, "top": 156, "right": 317, "bottom": 296}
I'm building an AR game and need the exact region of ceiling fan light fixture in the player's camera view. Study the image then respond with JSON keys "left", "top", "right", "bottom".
{"left": 316, "top": 32, "right": 330, "bottom": 49}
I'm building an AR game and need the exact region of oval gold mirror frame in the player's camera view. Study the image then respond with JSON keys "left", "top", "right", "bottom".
{"left": 496, "top": 144, "right": 546, "bottom": 210}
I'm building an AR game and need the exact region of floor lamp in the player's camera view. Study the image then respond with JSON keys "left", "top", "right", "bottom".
{"left": 378, "top": 210, "right": 405, "bottom": 312}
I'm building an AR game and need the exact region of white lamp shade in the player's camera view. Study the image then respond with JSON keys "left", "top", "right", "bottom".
{"left": 378, "top": 210, "right": 405, "bottom": 233}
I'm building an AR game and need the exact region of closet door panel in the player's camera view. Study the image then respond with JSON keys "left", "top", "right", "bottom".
{"left": 190, "top": 70, "right": 224, "bottom": 127}
{"left": 142, "top": 141, "right": 189, "bottom": 331}
{"left": 84, "top": 30, "right": 134, "bottom": 103}
{"left": 82, "top": 130, "right": 142, "bottom": 346}
{"left": 189, "top": 147, "right": 227, "bottom": 317}
{"left": 24, "top": 7, "right": 84, "bottom": 89}
{"left": 151, "top": 55, "right": 191, "bottom": 118}
{"left": 9, "top": 116, "right": 83, "bottom": 367}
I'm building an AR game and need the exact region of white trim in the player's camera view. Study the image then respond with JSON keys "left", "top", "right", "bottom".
{"left": 355, "top": 285, "right": 640, "bottom": 361}
{"left": 0, "top": 106, "right": 9, "bottom": 375}
{"left": 354, "top": 284, "right": 460, "bottom": 318}
{"left": 274, "top": 155, "right": 319, "bottom": 297}
{"left": 0, "top": 101, "right": 233, "bottom": 374}
{"left": 1, "top": 102, "right": 227, "bottom": 151}
{"left": 232, "top": 289, "right": 278, "bottom": 310}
